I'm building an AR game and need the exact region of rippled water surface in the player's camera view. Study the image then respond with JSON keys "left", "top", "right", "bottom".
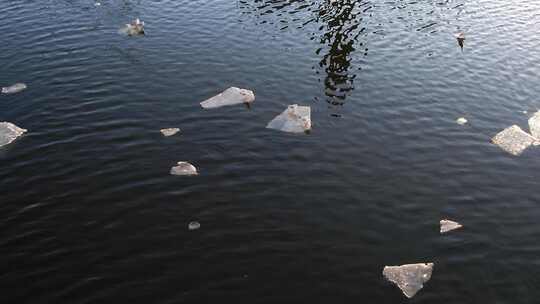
{"left": 2, "top": 0, "right": 540, "bottom": 302}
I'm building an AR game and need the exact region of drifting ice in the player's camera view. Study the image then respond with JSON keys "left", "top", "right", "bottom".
{"left": 440, "top": 219, "right": 463, "bottom": 234}
{"left": 491, "top": 125, "right": 536, "bottom": 156}
{"left": 383, "top": 263, "right": 434, "bottom": 298}
{"left": 266, "top": 104, "right": 311, "bottom": 133}
{"left": 1, "top": 83, "right": 27, "bottom": 94}
{"left": 170, "top": 161, "right": 198, "bottom": 176}
{"left": 0, "top": 122, "right": 27, "bottom": 148}
{"left": 160, "top": 128, "right": 180, "bottom": 137}
{"left": 200, "top": 87, "right": 255, "bottom": 109}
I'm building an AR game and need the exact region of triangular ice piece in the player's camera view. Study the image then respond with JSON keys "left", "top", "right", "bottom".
{"left": 266, "top": 104, "right": 311, "bottom": 133}
{"left": 440, "top": 219, "right": 463, "bottom": 234}
{"left": 200, "top": 87, "right": 255, "bottom": 109}
{"left": 0, "top": 122, "right": 27, "bottom": 148}
{"left": 491, "top": 125, "right": 535, "bottom": 156}
{"left": 383, "top": 263, "right": 434, "bottom": 298}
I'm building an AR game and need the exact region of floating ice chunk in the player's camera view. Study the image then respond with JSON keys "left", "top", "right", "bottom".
{"left": 1, "top": 83, "right": 27, "bottom": 94}
{"left": 528, "top": 111, "right": 540, "bottom": 139}
{"left": 170, "top": 161, "right": 198, "bottom": 176}
{"left": 383, "top": 263, "right": 434, "bottom": 298}
{"left": 200, "top": 87, "right": 255, "bottom": 109}
{"left": 0, "top": 122, "right": 27, "bottom": 148}
{"left": 456, "top": 117, "right": 467, "bottom": 125}
{"left": 266, "top": 104, "right": 311, "bottom": 133}
{"left": 440, "top": 219, "right": 463, "bottom": 234}
{"left": 491, "top": 125, "right": 536, "bottom": 156}
{"left": 160, "top": 128, "right": 180, "bottom": 137}
{"left": 188, "top": 221, "right": 200, "bottom": 231}
{"left": 121, "top": 19, "right": 145, "bottom": 36}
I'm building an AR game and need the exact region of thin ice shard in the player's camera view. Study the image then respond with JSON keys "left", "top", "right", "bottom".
{"left": 1, "top": 83, "right": 27, "bottom": 94}
{"left": 160, "top": 128, "right": 180, "bottom": 137}
{"left": 440, "top": 219, "right": 463, "bottom": 234}
{"left": 0, "top": 122, "right": 27, "bottom": 148}
{"left": 383, "top": 263, "right": 434, "bottom": 298}
{"left": 170, "top": 161, "right": 198, "bottom": 176}
{"left": 491, "top": 125, "right": 535, "bottom": 156}
{"left": 266, "top": 104, "right": 311, "bottom": 133}
{"left": 528, "top": 111, "right": 540, "bottom": 140}
{"left": 200, "top": 87, "right": 255, "bottom": 109}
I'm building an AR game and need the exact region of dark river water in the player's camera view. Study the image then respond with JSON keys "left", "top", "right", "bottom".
{"left": 2, "top": 0, "right": 540, "bottom": 302}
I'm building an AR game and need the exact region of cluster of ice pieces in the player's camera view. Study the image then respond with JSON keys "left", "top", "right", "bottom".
{"left": 0, "top": 122, "right": 27, "bottom": 148}
{"left": 1, "top": 83, "right": 27, "bottom": 94}
{"left": 491, "top": 111, "right": 540, "bottom": 156}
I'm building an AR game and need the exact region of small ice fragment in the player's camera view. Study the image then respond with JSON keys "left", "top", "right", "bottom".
{"left": 0, "top": 122, "right": 27, "bottom": 148}
{"left": 456, "top": 117, "right": 467, "bottom": 125}
{"left": 160, "top": 128, "right": 180, "bottom": 137}
{"left": 454, "top": 32, "right": 465, "bottom": 40}
{"left": 383, "top": 263, "right": 434, "bottom": 298}
{"left": 170, "top": 161, "right": 198, "bottom": 176}
{"left": 440, "top": 219, "right": 463, "bottom": 234}
{"left": 200, "top": 87, "right": 255, "bottom": 109}
{"left": 188, "top": 221, "right": 200, "bottom": 230}
{"left": 528, "top": 111, "right": 540, "bottom": 139}
{"left": 266, "top": 104, "right": 311, "bottom": 133}
{"left": 122, "top": 19, "right": 145, "bottom": 36}
{"left": 95, "top": 2, "right": 101, "bottom": 6}
{"left": 491, "top": 125, "right": 536, "bottom": 156}
{"left": 1, "top": 83, "right": 27, "bottom": 94}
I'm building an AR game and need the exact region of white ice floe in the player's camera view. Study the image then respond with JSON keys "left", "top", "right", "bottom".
{"left": 440, "top": 219, "right": 463, "bottom": 234}
{"left": 121, "top": 19, "right": 145, "bottom": 36}
{"left": 383, "top": 263, "right": 434, "bottom": 298}
{"left": 0, "top": 122, "right": 27, "bottom": 148}
{"left": 528, "top": 111, "right": 540, "bottom": 140}
{"left": 266, "top": 104, "right": 311, "bottom": 133}
{"left": 200, "top": 87, "right": 255, "bottom": 109}
{"left": 1, "top": 83, "right": 27, "bottom": 94}
{"left": 491, "top": 125, "right": 536, "bottom": 156}
{"left": 160, "top": 128, "right": 180, "bottom": 137}
{"left": 170, "top": 161, "right": 198, "bottom": 176}
{"left": 188, "top": 221, "right": 200, "bottom": 231}
{"left": 456, "top": 117, "right": 468, "bottom": 125}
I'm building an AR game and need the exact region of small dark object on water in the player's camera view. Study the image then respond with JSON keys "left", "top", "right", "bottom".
{"left": 455, "top": 32, "right": 465, "bottom": 50}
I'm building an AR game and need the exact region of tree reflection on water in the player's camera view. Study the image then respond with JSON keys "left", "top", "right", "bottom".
{"left": 239, "top": 0, "right": 369, "bottom": 107}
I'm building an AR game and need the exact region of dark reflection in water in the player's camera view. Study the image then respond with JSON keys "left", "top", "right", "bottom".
{"left": 240, "top": 0, "right": 367, "bottom": 106}
{"left": 239, "top": 0, "right": 469, "bottom": 106}
{"left": 314, "top": 0, "right": 368, "bottom": 105}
